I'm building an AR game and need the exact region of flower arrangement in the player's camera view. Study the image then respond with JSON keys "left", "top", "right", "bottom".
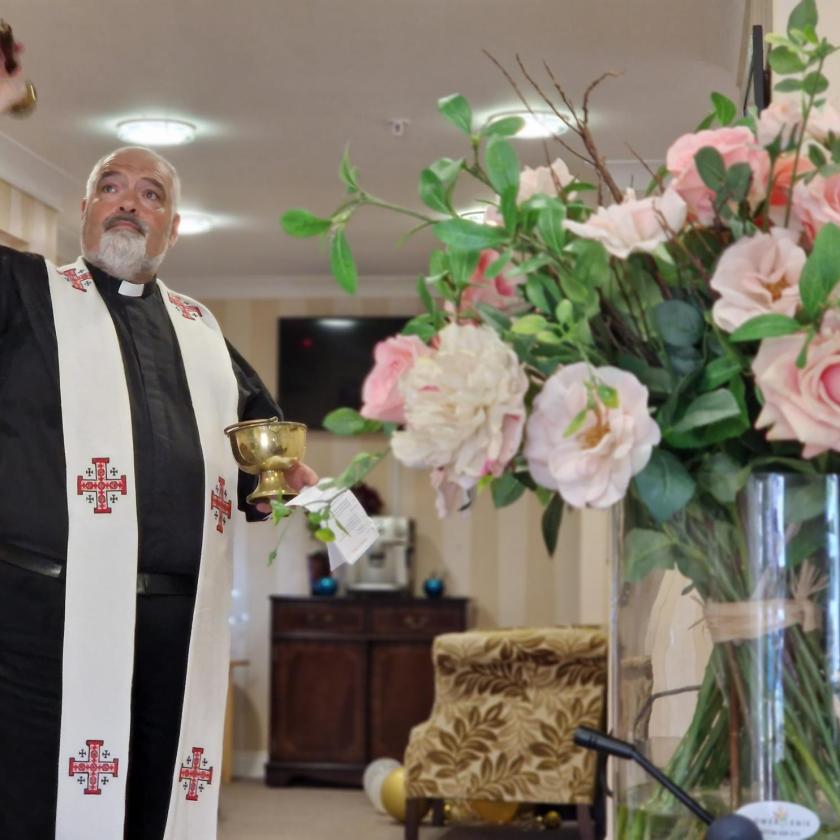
{"left": 282, "top": 0, "right": 840, "bottom": 829}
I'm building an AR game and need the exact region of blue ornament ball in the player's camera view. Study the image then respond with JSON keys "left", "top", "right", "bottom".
{"left": 423, "top": 576, "right": 445, "bottom": 599}
{"left": 313, "top": 576, "right": 338, "bottom": 597}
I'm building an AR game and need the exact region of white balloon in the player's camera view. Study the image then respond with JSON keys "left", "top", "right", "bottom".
{"left": 363, "top": 758, "right": 401, "bottom": 813}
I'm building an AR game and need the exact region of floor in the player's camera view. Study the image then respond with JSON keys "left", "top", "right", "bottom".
{"left": 218, "top": 781, "right": 579, "bottom": 840}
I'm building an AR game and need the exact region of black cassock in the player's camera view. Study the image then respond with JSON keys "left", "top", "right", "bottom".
{"left": 0, "top": 247, "right": 279, "bottom": 840}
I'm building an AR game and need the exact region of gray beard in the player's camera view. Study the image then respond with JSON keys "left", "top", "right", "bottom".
{"left": 82, "top": 229, "right": 165, "bottom": 283}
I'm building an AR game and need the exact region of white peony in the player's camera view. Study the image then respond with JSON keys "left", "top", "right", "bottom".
{"left": 391, "top": 323, "right": 528, "bottom": 516}
{"left": 563, "top": 188, "right": 687, "bottom": 258}
{"left": 524, "top": 364, "right": 660, "bottom": 508}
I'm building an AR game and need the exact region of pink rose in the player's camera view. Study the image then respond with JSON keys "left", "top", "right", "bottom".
{"left": 666, "top": 127, "right": 770, "bottom": 225}
{"left": 710, "top": 228, "right": 805, "bottom": 333}
{"left": 360, "top": 334, "right": 433, "bottom": 424}
{"left": 524, "top": 364, "right": 660, "bottom": 508}
{"left": 459, "top": 250, "right": 527, "bottom": 314}
{"left": 792, "top": 172, "right": 840, "bottom": 241}
{"left": 563, "top": 188, "right": 687, "bottom": 258}
{"left": 484, "top": 158, "right": 574, "bottom": 225}
{"left": 757, "top": 99, "right": 804, "bottom": 147}
{"left": 753, "top": 330, "right": 840, "bottom": 458}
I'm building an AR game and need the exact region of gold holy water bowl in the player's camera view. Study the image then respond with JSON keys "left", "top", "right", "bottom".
{"left": 224, "top": 417, "right": 307, "bottom": 502}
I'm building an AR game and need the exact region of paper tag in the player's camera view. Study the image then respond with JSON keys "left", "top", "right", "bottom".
{"left": 737, "top": 801, "right": 820, "bottom": 839}
{"left": 287, "top": 484, "right": 379, "bottom": 569}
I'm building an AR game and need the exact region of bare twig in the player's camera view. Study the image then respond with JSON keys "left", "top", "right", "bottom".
{"left": 625, "top": 143, "right": 665, "bottom": 194}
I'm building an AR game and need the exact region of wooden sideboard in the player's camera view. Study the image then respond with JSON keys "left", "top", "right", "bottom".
{"left": 266, "top": 595, "right": 469, "bottom": 786}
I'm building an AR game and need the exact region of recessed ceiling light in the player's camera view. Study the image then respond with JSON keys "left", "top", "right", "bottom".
{"left": 319, "top": 318, "right": 355, "bottom": 330}
{"left": 116, "top": 118, "right": 196, "bottom": 146}
{"left": 487, "top": 110, "right": 569, "bottom": 139}
{"left": 177, "top": 212, "right": 213, "bottom": 235}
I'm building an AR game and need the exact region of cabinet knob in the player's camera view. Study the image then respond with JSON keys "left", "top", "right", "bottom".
{"left": 403, "top": 613, "right": 428, "bottom": 630}
{"left": 307, "top": 612, "right": 335, "bottom": 626}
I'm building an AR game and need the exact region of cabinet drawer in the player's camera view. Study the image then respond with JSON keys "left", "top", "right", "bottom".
{"left": 274, "top": 604, "right": 365, "bottom": 634}
{"left": 370, "top": 605, "right": 464, "bottom": 637}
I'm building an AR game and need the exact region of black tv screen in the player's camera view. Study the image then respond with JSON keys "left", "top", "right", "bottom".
{"left": 277, "top": 316, "right": 410, "bottom": 429}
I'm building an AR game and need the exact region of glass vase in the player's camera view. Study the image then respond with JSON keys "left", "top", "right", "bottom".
{"left": 611, "top": 472, "right": 840, "bottom": 839}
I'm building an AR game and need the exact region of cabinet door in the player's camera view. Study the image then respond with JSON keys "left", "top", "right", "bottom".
{"left": 369, "top": 641, "right": 435, "bottom": 761}
{"left": 271, "top": 640, "right": 366, "bottom": 764}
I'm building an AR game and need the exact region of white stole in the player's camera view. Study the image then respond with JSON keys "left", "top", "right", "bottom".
{"left": 49, "top": 258, "right": 239, "bottom": 839}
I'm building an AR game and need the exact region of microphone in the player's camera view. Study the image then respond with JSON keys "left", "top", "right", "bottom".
{"left": 573, "top": 727, "right": 761, "bottom": 840}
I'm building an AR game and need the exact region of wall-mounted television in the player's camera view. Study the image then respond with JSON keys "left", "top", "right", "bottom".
{"left": 277, "top": 316, "right": 410, "bottom": 430}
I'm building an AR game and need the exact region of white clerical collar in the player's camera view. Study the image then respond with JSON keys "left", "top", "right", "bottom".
{"left": 118, "top": 280, "right": 145, "bottom": 297}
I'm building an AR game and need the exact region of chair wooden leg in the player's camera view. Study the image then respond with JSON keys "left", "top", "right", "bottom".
{"left": 431, "top": 798, "right": 445, "bottom": 826}
{"left": 405, "top": 798, "right": 421, "bottom": 840}
{"left": 576, "top": 804, "right": 595, "bottom": 840}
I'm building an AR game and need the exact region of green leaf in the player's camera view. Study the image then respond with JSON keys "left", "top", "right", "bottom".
{"left": 325, "top": 451, "right": 387, "bottom": 489}
{"left": 401, "top": 314, "right": 439, "bottom": 343}
{"left": 809, "top": 144, "right": 828, "bottom": 169}
{"left": 281, "top": 209, "right": 333, "bottom": 238}
{"left": 799, "top": 222, "right": 840, "bottom": 318}
{"left": 511, "top": 313, "right": 548, "bottom": 335}
{"left": 271, "top": 499, "right": 292, "bottom": 524}
{"left": 314, "top": 528, "right": 336, "bottom": 543}
{"left": 729, "top": 313, "right": 802, "bottom": 342}
{"left": 802, "top": 71, "right": 829, "bottom": 96}
{"left": 724, "top": 163, "right": 753, "bottom": 204}
{"left": 653, "top": 300, "right": 704, "bottom": 347}
{"left": 485, "top": 249, "right": 513, "bottom": 279}
{"left": 699, "top": 356, "right": 742, "bottom": 390}
{"left": 694, "top": 146, "right": 727, "bottom": 191}
{"left": 429, "top": 157, "right": 464, "bottom": 185}
{"left": 541, "top": 493, "right": 564, "bottom": 556}
{"left": 768, "top": 45, "right": 807, "bottom": 75}
{"left": 537, "top": 198, "right": 567, "bottom": 253}
{"left": 491, "top": 473, "right": 527, "bottom": 508}
{"left": 787, "top": 0, "right": 817, "bottom": 38}
{"left": 475, "top": 303, "right": 512, "bottom": 333}
{"left": 438, "top": 93, "right": 472, "bottom": 135}
{"left": 434, "top": 218, "right": 509, "bottom": 250}
{"left": 485, "top": 136, "right": 521, "bottom": 198}
{"left": 524, "top": 273, "right": 559, "bottom": 314}
{"left": 775, "top": 78, "right": 804, "bottom": 93}
{"left": 710, "top": 92, "right": 737, "bottom": 125}
{"left": 623, "top": 528, "right": 678, "bottom": 583}
{"left": 669, "top": 388, "right": 742, "bottom": 434}
{"left": 322, "top": 407, "right": 382, "bottom": 435}
{"left": 448, "top": 248, "right": 481, "bottom": 287}
{"left": 416, "top": 275, "right": 435, "bottom": 314}
{"left": 419, "top": 169, "right": 451, "bottom": 214}
{"left": 330, "top": 230, "right": 358, "bottom": 294}
{"left": 482, "top": 115, "right": 525, "bottom": 138}
{"left": 697, "top": 453, "right": 750, "bottom": 504}
{"left": 339, "top": 146, "right": 360, "bottom": 193}
{"left": 633, "top": 449, "right": 695, "bottom": 522}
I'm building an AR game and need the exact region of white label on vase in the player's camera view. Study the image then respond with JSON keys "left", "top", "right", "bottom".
{"left": 737, "top": 801, "right": 820, "bottom": 839}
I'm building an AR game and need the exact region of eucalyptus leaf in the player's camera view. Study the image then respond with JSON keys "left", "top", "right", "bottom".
{"left": 694, "top": 146, "right": 727, "bottom": 191}
{"left": 323, "top": 407, "right": 382, "bottom": 436}
{"left": 633, "top": 449, "right": 695, "bottom": 522}
{"left": 653, "top": 300, "right": 704, "bottom": 347}
{"left": 623, "top": 528, "right": 678, "bottom": 582}
{"left": 491, "top": 473, "right": 527, "bottom": 508}
{"left": 710, "top": 92, "right": 737, "bottom": 125}
{"left": 541, "top": 493, "right": 564, "bottom": 556}
{"left": 697, "top": 452, "right": 750, "bottom": 503}
{"left": 768, "top": 45, "right": 807, "bottom": 75}
{"left": 788, "top": 0, "right": 818, "bottom": 37}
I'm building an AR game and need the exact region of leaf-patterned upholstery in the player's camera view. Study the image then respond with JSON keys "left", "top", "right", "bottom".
{"left": 404, "top": 626, "right": 607, "bottom": 806}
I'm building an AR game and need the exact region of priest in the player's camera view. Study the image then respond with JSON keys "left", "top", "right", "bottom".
{"left": 0, "top": 59, "right": 315, "bottom": 840}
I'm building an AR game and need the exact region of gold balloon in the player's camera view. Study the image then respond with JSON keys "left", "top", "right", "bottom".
{"left": 379, "top": 767, "right": 430, "bottom": 823}
{"left": 469, "top": 799, "right": 518, "bottom": 824}
{"left": 543, "top": 809, "right": 563, "bottom": 829}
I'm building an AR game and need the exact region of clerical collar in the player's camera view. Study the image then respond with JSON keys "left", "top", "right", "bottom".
{"left": 85, "top": 260, "right": 156, "bottom": 300}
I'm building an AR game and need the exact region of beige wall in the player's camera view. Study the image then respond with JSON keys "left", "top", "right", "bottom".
{"left": 0, "top": 178, "right": 59, "bottom": 261}
{"left": 204, "top": 293, "right": 610, "bottom": 774}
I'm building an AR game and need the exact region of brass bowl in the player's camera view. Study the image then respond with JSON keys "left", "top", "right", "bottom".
{"left": 224, "top": 417, "right": 307, "bottom": 502}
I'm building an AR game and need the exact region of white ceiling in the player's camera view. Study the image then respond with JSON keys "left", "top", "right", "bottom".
{"left": 0, "top": 0, "right": 748, "bottom": 297}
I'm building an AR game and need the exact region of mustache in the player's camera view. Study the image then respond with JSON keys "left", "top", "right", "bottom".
{"left": 104, "top": 213, "right": 147, "bottom": 235}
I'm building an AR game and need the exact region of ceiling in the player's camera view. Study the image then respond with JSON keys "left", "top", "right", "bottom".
{"left": 0, "top": 0, "right": 749, "bottom": 298}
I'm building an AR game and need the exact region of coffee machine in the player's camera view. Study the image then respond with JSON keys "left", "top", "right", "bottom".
{"left": 343, "top": 516, "right": 414, "bottom": 594}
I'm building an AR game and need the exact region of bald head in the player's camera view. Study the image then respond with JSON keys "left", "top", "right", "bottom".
{"left": 85, "top": 146, "right": 181, "bottom": 211}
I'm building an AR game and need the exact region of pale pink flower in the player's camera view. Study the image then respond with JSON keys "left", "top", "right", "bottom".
{"left": 563, "top": 188, "right": 687, "bottom": 258}
{"left": 458, "top": 250, "right": 527, "bottom": 315}
{"left": 524, "top": 364, "right": 660, "bottom": 508}
{"left": 792, "top": 171, "right": 840, "bottom": 241}
{"left": 803, "top": 102, "right": 840, "bottom": 145}
{"left": 757, "top": 99, "right": 805, "bottom": 147}
{"left": 484, "top": 158, "right": 574, "bottom": 225}
{"left": 390, "top": 323, "right": 528, "bottom": 516}
{"left": 710, "top": 229, "right": 805, "bottom": 332}
{"left": 665, "top": 127, "right": 770, "bottom": 225}
{"left": 360, "top": 334, "right": 433, "bottom": 424}
{"left": 753, "top": 330, "right": 840, "bottom": 458}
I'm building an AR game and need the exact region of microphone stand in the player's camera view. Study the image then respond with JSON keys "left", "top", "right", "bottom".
{"left": 573, "top": 727, "right": 762, "bottom": 840}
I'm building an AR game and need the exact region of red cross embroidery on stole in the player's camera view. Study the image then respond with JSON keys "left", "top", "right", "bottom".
{"left": 77, "top": 457, "right": 128, "bottom": 514}
{"left": 60, "top": 267, "right": 93, "bottom": 292}
{"left": 179, "top": 746, "right": 213, "bottom": 801}
{"left": 168, "top": 293, "right": 203, "bottom": 320}
{"left": 211, "top": 477, "right": 232, "bottom": 533}
{"left": 68, "top": 739, "right": 119, "bottom": 795}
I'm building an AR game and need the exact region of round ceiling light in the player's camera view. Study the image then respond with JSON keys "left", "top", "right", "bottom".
{"left": 116, "top": 118, "right": 196, "bottom": 146}
{"left": 488, "top": 110, "right": 569, "bottom": 139}
{"left": 177, "top": 212, "right": 214, "bottom": 235}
